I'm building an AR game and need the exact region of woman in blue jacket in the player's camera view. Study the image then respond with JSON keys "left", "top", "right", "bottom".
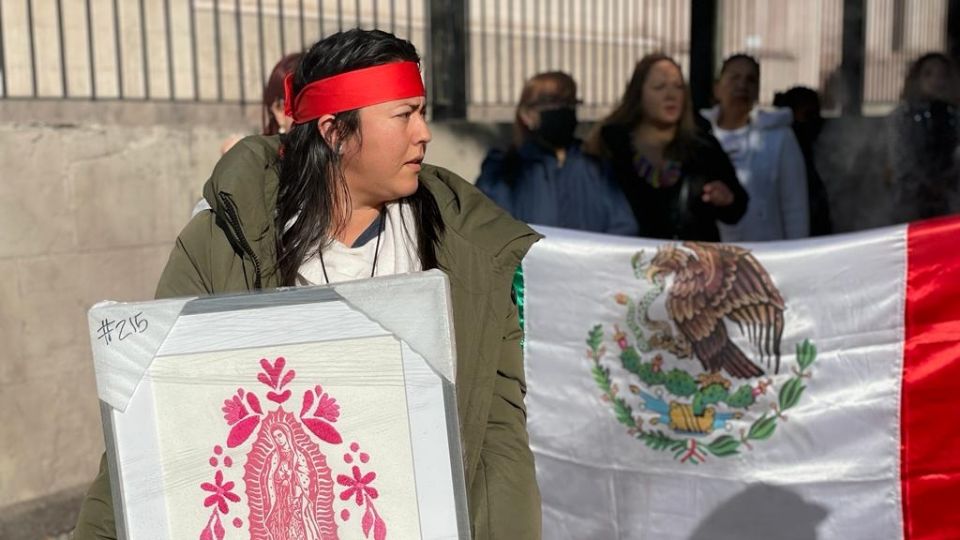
{"left": 476, "top": 72, "right": 637, "bottom": 235}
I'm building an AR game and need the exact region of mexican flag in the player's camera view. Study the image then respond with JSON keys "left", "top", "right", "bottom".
{"left": 520, "top": 217, "right": 960, "bottom": 540}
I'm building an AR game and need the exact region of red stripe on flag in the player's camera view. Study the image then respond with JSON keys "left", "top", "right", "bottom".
{"left": 903, "top": 215, "right": 960, "bottom": 539}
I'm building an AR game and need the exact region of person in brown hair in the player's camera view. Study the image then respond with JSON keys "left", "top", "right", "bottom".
{"left": 262, "top": 52, "right": 303, "bottom": 135}
{"left": 585, "top": 53, "right": 747, "bottom": 241}
{"left": 476, "top": 71, "right": 637, "bottom": 235}
{"left": 219, "top": 53, "right": 303, "bottom": 154}
{"left": 888, "top": 52, "right": 960, "bottom": 222}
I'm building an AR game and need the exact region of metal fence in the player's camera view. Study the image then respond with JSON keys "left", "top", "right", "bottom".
{"left": 0, "top": 0, "right": 689, "bottom": 116}
{"left": 0, "top": 0, "right": 953, "bottom": 118}
{"left": 718, "top": 0, "right": 948, "bottom": 113}
{"left": 0, "top": 0, "right": 428, "bottom": 103}
{"left": 863, "top": 0, "right": 947, "bottom": 107}
{"left": 466, "top": 0, "right": 691, "bottom": 118}
{"left": 465, "top": 0, "right": 950, "bottom": 117}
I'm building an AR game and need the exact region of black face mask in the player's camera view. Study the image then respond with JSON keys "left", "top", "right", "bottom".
{"left": 533, "top": 107, "right": 578, "bottom": 149}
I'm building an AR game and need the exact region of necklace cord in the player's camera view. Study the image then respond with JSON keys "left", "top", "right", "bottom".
{"left": 318, "top": 206, "right": 387, "bottom": 285}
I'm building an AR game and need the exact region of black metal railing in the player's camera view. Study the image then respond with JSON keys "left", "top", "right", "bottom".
{"left": 0, "top": 0, "right": 426, "bottom": 104}
{"left": 717, "top": 0, "right": 949, "bottom": 113}
{"left": 0, "top": 0, "right": 952, "bottom": 119}
{"left": 467, "top": 0, "right": 691, "bottom": 115}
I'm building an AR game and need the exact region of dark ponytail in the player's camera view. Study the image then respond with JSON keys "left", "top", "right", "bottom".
{"left": 275, "top": 29, "right": 444, "bottom": 286}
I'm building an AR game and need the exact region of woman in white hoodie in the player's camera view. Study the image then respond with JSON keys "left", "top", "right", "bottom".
{"left": 703, "top": 54, "right": 810, "bottom": 242}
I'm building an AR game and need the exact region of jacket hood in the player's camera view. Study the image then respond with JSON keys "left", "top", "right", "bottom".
{"left": 700, "top": 106, "right": 794, "bottom": 130}
{"left": 202, "top": 134, "right": 281, "bottom": 227}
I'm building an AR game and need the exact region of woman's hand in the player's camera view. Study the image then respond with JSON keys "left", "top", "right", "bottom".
{"left": 702, "top": 181, "right": 734, "bottom": 207}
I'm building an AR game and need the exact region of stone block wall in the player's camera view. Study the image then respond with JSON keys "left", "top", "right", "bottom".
{"left": 0, "top": 109, "right": 232, "bottom": 539}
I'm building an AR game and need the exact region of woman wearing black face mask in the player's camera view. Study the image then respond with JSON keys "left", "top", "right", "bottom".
{"left": 476, "top": 72, "right": 637, "bottom": 235}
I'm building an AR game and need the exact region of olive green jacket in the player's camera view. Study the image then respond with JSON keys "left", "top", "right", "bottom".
{"left": 75, "top": 135, "right": 542, "bottom": 539}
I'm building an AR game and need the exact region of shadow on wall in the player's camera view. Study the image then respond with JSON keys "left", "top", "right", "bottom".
{"left": 688, "top": 483, "right": 829, "bottom": 540}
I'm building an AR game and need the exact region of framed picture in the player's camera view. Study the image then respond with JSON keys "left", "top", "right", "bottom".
{"left": 88, "top": 270, "right": 468, "bottom": 540}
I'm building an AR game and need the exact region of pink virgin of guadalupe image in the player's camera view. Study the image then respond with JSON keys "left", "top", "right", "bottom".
{"left": 245, "top": 411, "right": 338, "bottom": 540}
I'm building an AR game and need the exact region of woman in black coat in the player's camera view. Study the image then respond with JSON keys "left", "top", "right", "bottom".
{"left": 586, "top": 53, "right": 747, "bottom": 241}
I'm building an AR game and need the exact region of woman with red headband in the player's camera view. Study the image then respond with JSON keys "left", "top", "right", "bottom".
{"left": 74, "top": 29, "right": 541, "bottom": 539}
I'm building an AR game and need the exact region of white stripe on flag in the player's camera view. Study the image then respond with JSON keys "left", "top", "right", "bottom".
{"left": 523, "top": 225, "right": 907, "bottom": 540}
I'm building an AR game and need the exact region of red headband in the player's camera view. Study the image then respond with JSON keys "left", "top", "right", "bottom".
{"left": 283, "top": 61, "right": 425, "bottom": 124}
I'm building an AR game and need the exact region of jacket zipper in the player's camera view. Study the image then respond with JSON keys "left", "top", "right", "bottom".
{"left": 218, "top": 192, "right": 264, "bottom": 289}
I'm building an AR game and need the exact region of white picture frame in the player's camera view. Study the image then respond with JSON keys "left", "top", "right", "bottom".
{"left": 88, "top": 270, "right": 469, "bottom": 540}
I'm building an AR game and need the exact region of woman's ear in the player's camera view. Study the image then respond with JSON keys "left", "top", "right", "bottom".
{"left": 316, "top": 114, "right": 341, "bottom": 151}
{"left": 271, "top": 99, "right": 294, "bottom": 134}
{"left": 270, "top": 99, "right": 286, "bottom": 123}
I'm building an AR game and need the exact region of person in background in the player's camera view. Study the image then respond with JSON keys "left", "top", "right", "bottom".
{"left": 219, "top": 53, "right": 303, "bottom": 154}
{"left": 584, "top": 53, "right": 748, "bottom": 241}
{"left": 773, "top": 86, "right": 832, "bottom": 236}
{"left": 476, "top": 72, "right": 637, "bottom": 235}
{"left": 702, "top": 54, "right": 810, "bottom": 242}
{"left": 262, "top": 52, "right": 303, "bottom": 136}
{"left": 198, "top": 53, "right": 304, "bottom": 217}
{"left": 888, "top": 52, "right": 960, "bottom": 223}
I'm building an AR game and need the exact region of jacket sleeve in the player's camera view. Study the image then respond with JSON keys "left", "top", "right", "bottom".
{"left": 154, "top": 213, "right": 216, "bottom": 299}
{"left": 706, "top": 136, "right": 750, "bottom": 225}
{"left": 73, "top": 455, "right": 116, "bottom": 540}
{"left": 777, "top": 131, "right": 811, "bottom": 239}
{"left": 470, "top": 301, "right": 542, "bottom": 540}
{"left": 475, "top": 149, "right": 515, "bottom": 215}
{"left": 74, "top": 214, "right": 215, "bottom": 540}
{"left": 603, "top": 171, "right": 639, "bottom": 236}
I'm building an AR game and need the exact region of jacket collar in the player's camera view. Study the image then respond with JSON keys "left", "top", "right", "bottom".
{"left": 200, "top": 136, "right": 539, "bottom": 288}
{"left": 515, "top": 139, "right": 583, "bottom": 163}
{"left": 700, "top": 105, "right": 794, "bottom": 130}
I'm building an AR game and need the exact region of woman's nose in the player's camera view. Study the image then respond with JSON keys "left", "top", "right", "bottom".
{"left": 413, "top": 115, "right": 432, "bottom": 145}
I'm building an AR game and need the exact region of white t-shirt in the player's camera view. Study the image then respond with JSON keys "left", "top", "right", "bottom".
{"left": 296, "top": 202, "right": 421, "bottom": 285}
{"left": 712, "top": 124, "right": 752, "bottom": 173}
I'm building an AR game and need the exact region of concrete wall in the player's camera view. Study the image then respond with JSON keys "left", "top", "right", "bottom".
{"left": 0, "top": 100, "right": 500, "bottom": 538}
{"left": 0, "top": 104, "right": 236, "bottom": 539}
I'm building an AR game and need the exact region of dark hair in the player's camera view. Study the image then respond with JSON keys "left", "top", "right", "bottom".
{"left": 275, "top": 29, "right": 443, "bottom": 286}
{"left": 584, "top": 53, "right": 697, "bottom": 159}
{"left": 901, "top": 52, "right": 960, "bottom": 104}
{"left": 773, "top": 86, "right": 821, "bottom": 110}
{"left": 512, "top": 71, "right": 578, "bottom": 148}
{"left": 262, "top": 53, "right": 302, "bottom": 136}
{"left": 719, "top": 54, "right": 760, "bottom": 78}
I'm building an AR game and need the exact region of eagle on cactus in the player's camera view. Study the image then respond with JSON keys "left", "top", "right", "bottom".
{"left": 644, "top": 242, "right": 785, "bottom": 379}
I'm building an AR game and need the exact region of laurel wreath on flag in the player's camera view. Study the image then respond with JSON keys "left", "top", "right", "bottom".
{"left": 586, "top": 326, "right": 817, "bottom": 464}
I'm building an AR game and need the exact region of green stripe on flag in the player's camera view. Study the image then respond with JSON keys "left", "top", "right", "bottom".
{"left": 513, "top": 264, "right": 525, "bottom": 332}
